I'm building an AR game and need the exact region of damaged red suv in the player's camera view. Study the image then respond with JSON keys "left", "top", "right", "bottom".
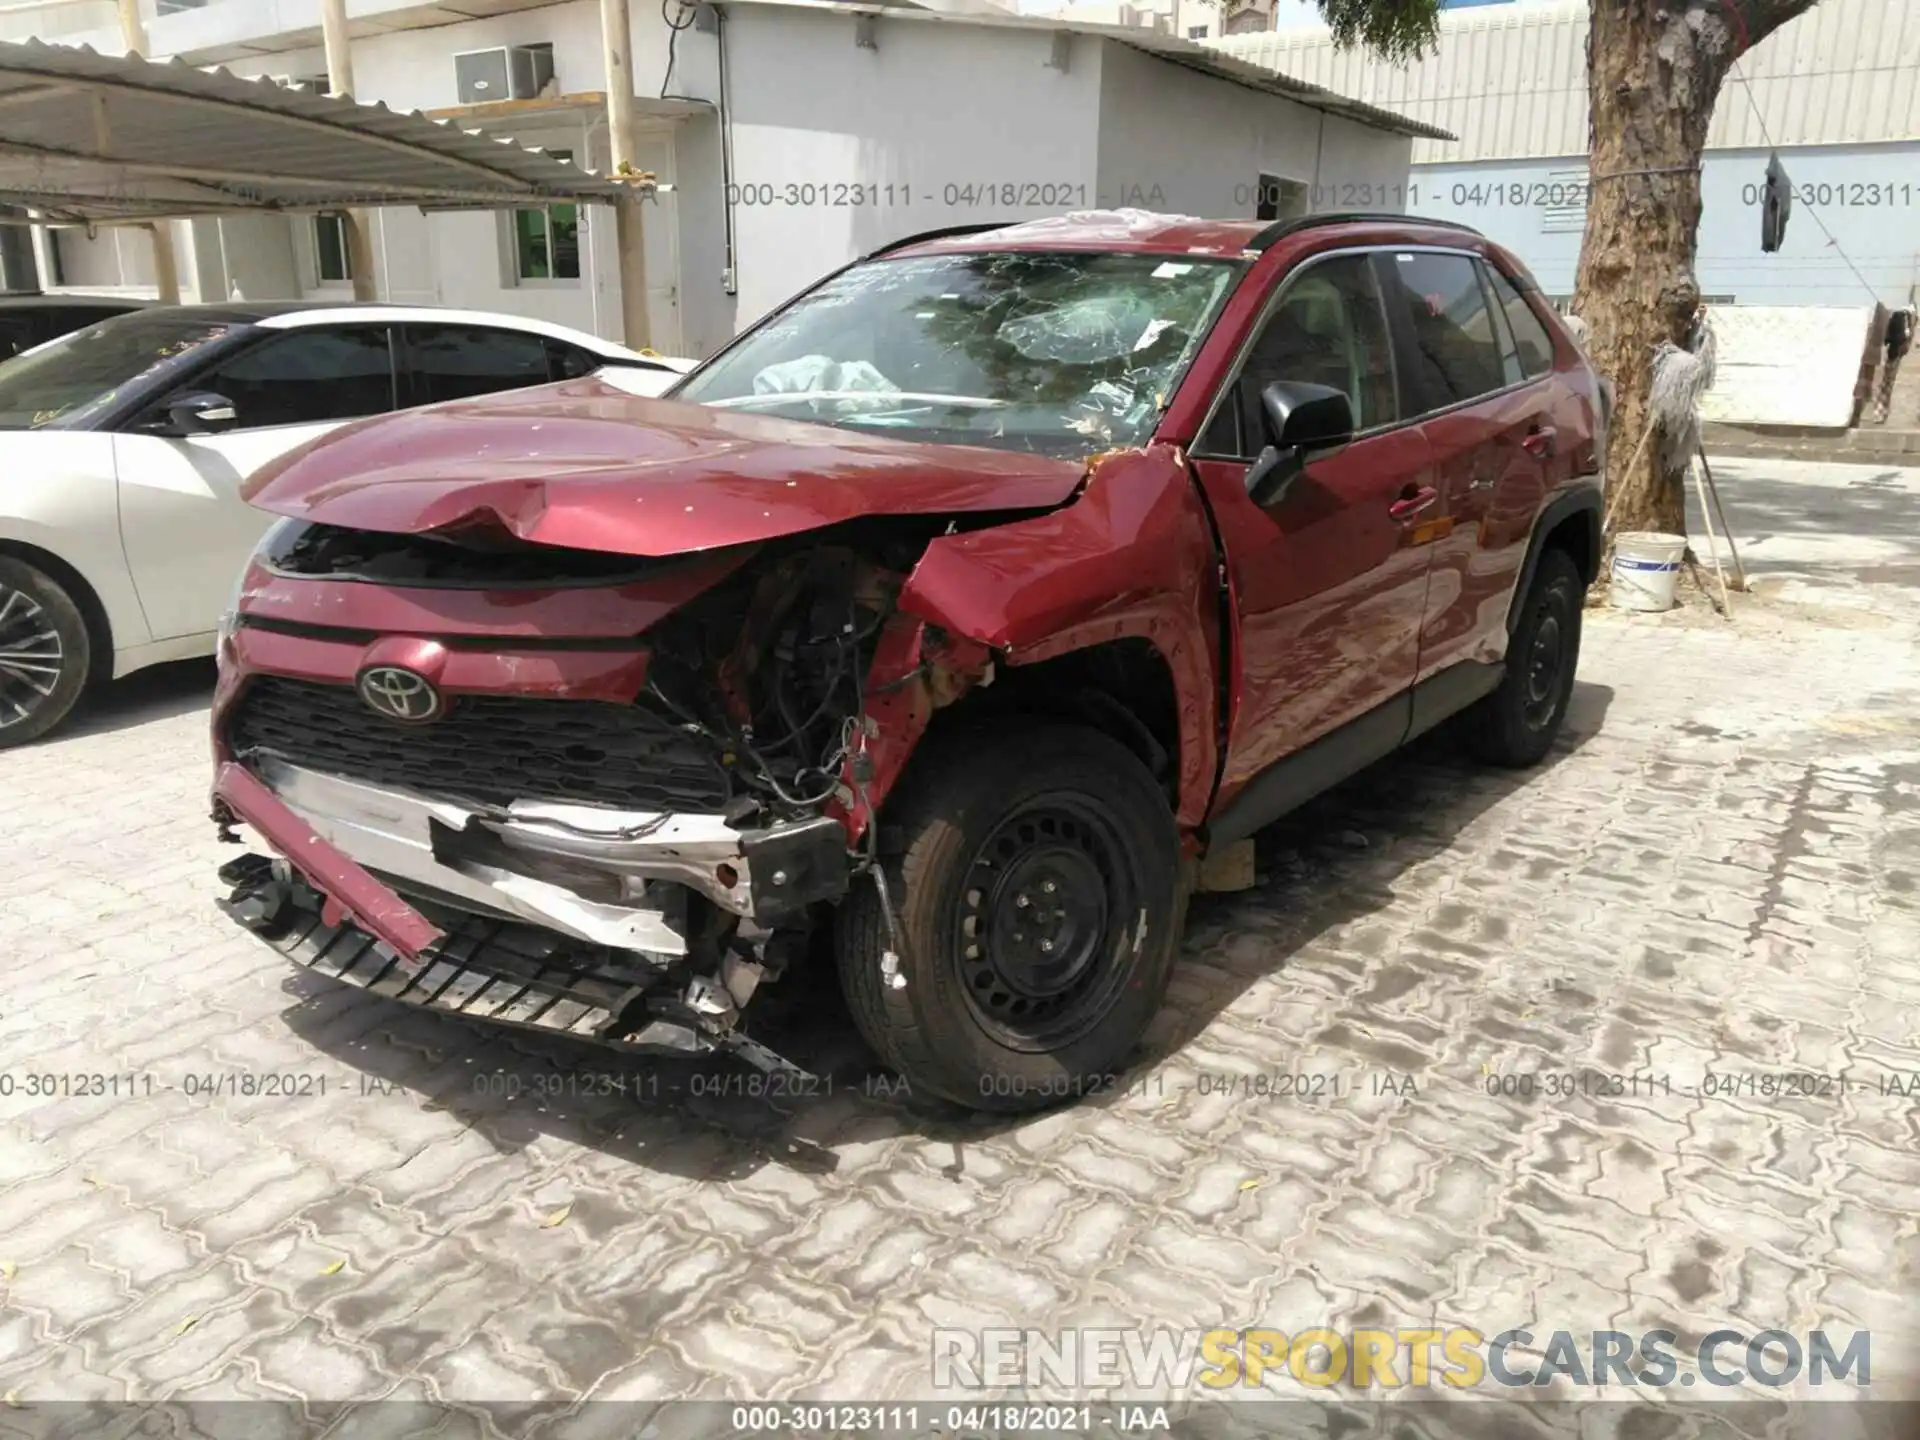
{"left": 211, "top": 211, "right": 1604, "bottom": 1111}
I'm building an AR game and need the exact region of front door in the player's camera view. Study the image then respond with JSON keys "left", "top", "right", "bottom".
{"left": 1186, "top": 249, "right": 1439, "bottom": 817}
{"left": 114, "top": 324, "right": 397, "bottom": 640}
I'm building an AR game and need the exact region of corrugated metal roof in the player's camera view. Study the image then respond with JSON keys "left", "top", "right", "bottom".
{"left": 727, "top": 0, "right": 1455, "bottom": 140}
{"left": 1210, "top": 0, "right": 1920, "bottom": 164}
{"left": 0, "top": 37, "right": 636, "bottom": 223}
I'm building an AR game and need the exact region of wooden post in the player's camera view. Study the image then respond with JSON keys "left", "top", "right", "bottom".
{"left": 319, "top": 0, "right": 378, "bottom": 301}
{"left": 114, "top": 0, "right": 181, "bottom": 303}
{"left": 1695, "top": 445, "right": 1747, "bottom": 591}
{"left": 600, "top": 0, "right": 652, "bottom": 350}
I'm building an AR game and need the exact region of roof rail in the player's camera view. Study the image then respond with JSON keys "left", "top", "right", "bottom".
{"left": 863, "top": 221, "right": 1012, "bottom": 259}
{"left": 1247, "top": 211, "right": 1487, "bottom": 253}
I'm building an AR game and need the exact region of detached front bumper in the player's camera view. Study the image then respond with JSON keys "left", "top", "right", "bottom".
{"left": 210, "top": 762, "right": 839, "bottom": 1075}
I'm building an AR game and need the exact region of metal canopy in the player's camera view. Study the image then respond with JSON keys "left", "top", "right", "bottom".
{"left": 0, "top": 38, "right": 641, "bottom": 225}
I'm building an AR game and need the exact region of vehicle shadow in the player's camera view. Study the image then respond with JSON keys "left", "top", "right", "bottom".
{"left": 276, "top": 680, "right": 1613, "bottom": 1181}
{"left": 57, "top": 657, "right": 216, "bottom": 740}
{"left": 1142, "top": 678, "right": 1615, "bottom": 1068}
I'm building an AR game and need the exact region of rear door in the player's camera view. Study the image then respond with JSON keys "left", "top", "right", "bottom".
{"left": 1186, "top": 248, "right": 1439, "bottom": 813}
{"left": 113, "top": 323, "right": 397, "bottom": 639}
{"left": 1379, "top": 249, "right": 1555, "bottom": 685}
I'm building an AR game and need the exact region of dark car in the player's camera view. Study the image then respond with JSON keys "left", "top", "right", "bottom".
{"left": 207, "top": 211, "right": 1606, "bottom": 1112}
{"left": 0, "top": 292, "right": 150, "bottom": 357}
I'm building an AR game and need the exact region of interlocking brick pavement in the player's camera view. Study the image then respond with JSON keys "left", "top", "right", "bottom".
{"left": 2, "top": 459, "right": 1918, "bottom": 1428}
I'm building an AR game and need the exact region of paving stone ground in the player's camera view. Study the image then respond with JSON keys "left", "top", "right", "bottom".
{"left": 1, "top": 458, "right": 1918, "bottom": 1429}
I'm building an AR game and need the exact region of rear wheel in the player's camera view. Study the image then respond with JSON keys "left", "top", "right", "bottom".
{"left": 1463, "top": 546, "right": 1583, "bottom": 768}
{"left": 836, "top": 723, "right": 1184, "bottom": 1112}
{"left": 0, "top": 558, "right": 90, "bottom": 749}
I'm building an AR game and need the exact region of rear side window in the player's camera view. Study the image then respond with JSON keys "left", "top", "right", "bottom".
{"left": 1481, "top": 263, "right": 1557, "bottom": 379}
{"left": 1378, "top": 251, "right": 1508, "bottom": 411}
{"left": 198, "top": 325, "right": 396, "bottom": 428}
{"left": 405, "top": 324, "right": 553, "bottom": 405}
{"left": 546, "top": 341, "right": 602, "bottom": 380}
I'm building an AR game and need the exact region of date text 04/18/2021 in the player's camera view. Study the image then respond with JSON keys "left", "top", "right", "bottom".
{"left": 1481, "top": 1071, "right": 1920, "bottom": 1100}
{"left": 716, "top": 180, "right": 1428, "bottom": 210}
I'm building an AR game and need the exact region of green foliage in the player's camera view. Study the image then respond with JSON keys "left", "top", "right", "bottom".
{"left": 1312, "top": 0, "right": 1442, "bottom": 66}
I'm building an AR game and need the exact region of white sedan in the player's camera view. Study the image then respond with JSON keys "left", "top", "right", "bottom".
{"left": 0, "top": 302, "right": 692, "bottom": 746}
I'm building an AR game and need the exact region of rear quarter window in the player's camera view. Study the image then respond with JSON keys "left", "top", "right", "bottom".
{"left": 1482, "top": 264, "right": 1558, "bottom": 380}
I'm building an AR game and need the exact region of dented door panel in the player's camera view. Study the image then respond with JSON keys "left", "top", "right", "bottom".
{"left": 1189, "top": 425, "right": 1438, "bottom": 820}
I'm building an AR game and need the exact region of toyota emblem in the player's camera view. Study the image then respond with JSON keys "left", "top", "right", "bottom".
{"left": 356, "top": 666, "right": 443, "bottom": 723}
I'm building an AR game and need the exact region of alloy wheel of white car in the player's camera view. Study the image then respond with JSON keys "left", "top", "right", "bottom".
{"left": 0, "top": 559, "right": 89, "bottom": 746}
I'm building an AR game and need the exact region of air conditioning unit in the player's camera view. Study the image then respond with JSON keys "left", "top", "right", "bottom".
{"left": 264, "top": 74, "right": 331, "bottom": 95}
{"left": 453, "top": 43, "right": 556, "bottom": 105}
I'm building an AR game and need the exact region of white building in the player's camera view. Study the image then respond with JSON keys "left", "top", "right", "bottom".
{"left": 1213, "top": 0, "right": 1920, "bottom": 308}
{"left": 11, "top": 0, "right": 1435, "bottom": 357}
{"left": 1005, "top": 0, "right": 1278, "bottom": 43}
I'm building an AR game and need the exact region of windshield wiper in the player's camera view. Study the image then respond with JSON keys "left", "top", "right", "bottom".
{"left": 708, "top": 392, "right": 1012, "bottom": 411}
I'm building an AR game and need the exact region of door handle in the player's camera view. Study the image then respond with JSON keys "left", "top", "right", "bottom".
{"left": 1522, "top": 426, "right": 1558, "bottom": 460}
{"left": 1389, "top": 485, "right": 1440, "bottom": 522}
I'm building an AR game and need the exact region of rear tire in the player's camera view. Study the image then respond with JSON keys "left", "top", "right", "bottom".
{"left": 0, "top": 558, "right": 91, "bottom": 749}
{"left": 1463, "top": 547, "right": 1582, "bottom": 768}
{"left": 836, "top": 722, "right": 1184, "bottom": 1113}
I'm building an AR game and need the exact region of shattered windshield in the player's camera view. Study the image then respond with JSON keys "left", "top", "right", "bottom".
{"left": 674, "top": 251, "right": 1244, "bottom": 455}
{"left": 0, "top": 312, "right": 234, "bottom": 430}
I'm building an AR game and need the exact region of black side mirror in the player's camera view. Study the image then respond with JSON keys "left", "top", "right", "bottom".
{"left": 149, "top": 390, "right": 239, "bottom": 436}
{"left": 1243, "top": 381, "right": 1356, "bottom": 508}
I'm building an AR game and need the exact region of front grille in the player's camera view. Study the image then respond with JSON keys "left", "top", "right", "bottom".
{"left": 228, "top": 676, "right": 731, "bottom": 813}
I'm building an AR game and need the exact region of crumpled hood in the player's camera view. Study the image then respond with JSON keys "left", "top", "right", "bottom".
{"left": 242, "top": 376, "right": 1088, "bottom": 556}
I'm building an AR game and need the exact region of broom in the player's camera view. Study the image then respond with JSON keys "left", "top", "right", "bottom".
{"left": 1601, "top": 312, "right": 1732, "bottom": 612}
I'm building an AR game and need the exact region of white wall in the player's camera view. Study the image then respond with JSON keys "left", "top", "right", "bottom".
{"left": 1093, "top": 42, "right": 1411, "bottom": 219}
{"left": 1411, "top": 142, "right": 1920, "bottom": 307}
{"left": 50, "top": 227, "right": 155, "bottom": 291}
{"left": 185, "top": 214, "right": 300, "bottom": 302}
{"left": 694, "top": 12, "right": 1105, "bottom": 328}
{"left": 205, "top": 2, "right": 689, "bottom": 349}
{"left": 29, "top": 0, "right": 1416, "bottom": 355}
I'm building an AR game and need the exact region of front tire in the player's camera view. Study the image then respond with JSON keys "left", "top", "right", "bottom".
{"left": 1463, "top": 547, "right": 1583, "bottom": 768}
{"left": 836, "top": 723, "right": 1184, "bottom": 1113}
{"left": 0, "top": 558, "right": 91, "bottom": 749}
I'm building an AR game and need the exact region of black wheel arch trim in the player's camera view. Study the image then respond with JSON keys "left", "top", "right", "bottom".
{"left": 1507, "top": 484, "right": 1601, "bottom": 635}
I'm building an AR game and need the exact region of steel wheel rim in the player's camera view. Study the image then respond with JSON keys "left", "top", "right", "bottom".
{"left": 954, "top": 793, "right": 1142, "bottom": 1052}
{"left": 1521, "top": 595, "right": 1566, "bottom": 731}
{"left": 0, "top": 583, "right": 63, "bottom": 730}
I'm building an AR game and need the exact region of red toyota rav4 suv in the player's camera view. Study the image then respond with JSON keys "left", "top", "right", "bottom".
{"left": 210, "top": 211, "right": 1604, "bottom": 1112}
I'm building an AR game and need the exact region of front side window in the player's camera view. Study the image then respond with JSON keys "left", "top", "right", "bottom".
{"left": 0, "top": 312, "right": 234, "bottom": 430}
{"left": 1379, "top": 251, "right": 1508, "bottom": 410}
{"left": 0, "top": 316, "right": 38, "bottom": 358}
{"left": 674, "top": 250, "right": 1244, "bottom": 456}
{"left": 405, "top": 324, "right": 553, "bottom": 405}
{"left": 1198, "top": 253, "right": 1398, "bottom": 457}
{"left": 197, "top": 325, "right": 395, "bottom": 428}
{"left": 512, "top": 151, "right": 581, "bottom": 281}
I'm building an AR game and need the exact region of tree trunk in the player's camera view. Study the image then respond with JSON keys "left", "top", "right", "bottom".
{"left": 1573, "top": 0, "right": 1821, "bottom": 549}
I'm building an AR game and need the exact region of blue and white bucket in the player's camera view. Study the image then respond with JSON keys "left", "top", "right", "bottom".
{"left": 1610, "top": 531, "right": 1687, "bottom": 611}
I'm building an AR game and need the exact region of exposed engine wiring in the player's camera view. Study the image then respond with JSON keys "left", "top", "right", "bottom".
{"left": 642, "top": 551, "right": 888, "bottom": 823}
